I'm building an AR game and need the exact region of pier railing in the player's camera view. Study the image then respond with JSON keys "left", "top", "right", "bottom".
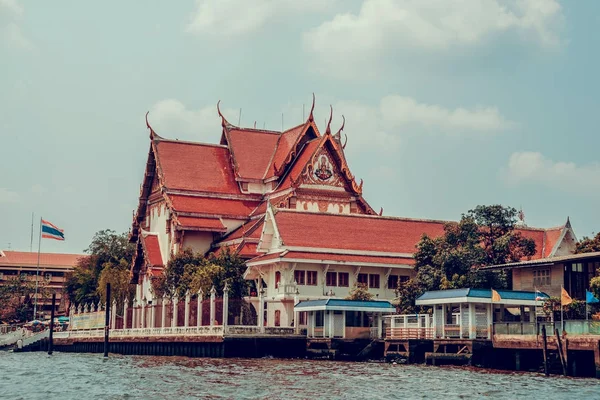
{"left": 493, "top": 321, "right": 600, "bottom": 336}
{"left": 385, "top": 327, "right": 434, "bottom": 340}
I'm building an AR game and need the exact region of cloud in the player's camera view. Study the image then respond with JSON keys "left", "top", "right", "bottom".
{"left": 148, "top": 99, "right": 237, "bottom": 142}
{"left": 186, "top": 0, "right": 335, "bottom": 37}
{"left": 0, "top": 188, "right": 19, "bottom": 203}
{"left": 30, "top": 184, "right": 46, "bottom": 194}
{"left": 0, "top": 0, "right": 33, "bottom": 49}
{"left": 304, "top": 0, "right": 563, "bottom": 78}
{"left": 505, "top": 151, "right": 600, "bottom": 193}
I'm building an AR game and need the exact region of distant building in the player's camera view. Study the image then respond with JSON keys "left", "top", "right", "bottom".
{"left": 129, "top": 100, "right": 579, "bottom": 328}
{"left": 0, "top": 250, "right": 84, "bottom": 318}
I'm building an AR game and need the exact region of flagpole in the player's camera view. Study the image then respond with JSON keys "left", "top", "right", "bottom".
{"left": 33, "top": 217, "right": 42, "bottom": 321}
{"left": 560, "top": 285, "right": 564, "bottom": 334}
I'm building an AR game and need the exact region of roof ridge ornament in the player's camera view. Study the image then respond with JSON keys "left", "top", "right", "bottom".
{"left": 308, "top": 93, "right": 315, "bottom": 123}
{"left": 325, "top": 105, "right": 333, "bottom": 135}
{"left": 145, "top": 111, "right": 162, "bottom": 140}
{"left": 217, "top": 100, "right": 231, "bottom": 128}
{"left": 334, "top": 115, "right": 345, "bottom": 139}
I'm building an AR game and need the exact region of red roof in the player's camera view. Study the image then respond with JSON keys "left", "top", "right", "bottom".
{"left": 168, "top": 195, "right": 260, "bottom": 218}
{"left": 155, "top": 140, "right": 240, "bottom": 194}
{"left": 176, "top": 216, "right": 227, "bottom": 232}
{"left": 0, "top": 251, "right": 84, "bottom": 267}
{"left": 222, "top": 218, "right": 264, "bottom": 242}
{"left": 277, "top": 139, "right": 321, "bottom": 190}
{"left": 237, "top": 242, "right": 259, "bottom": 258}
{"left": 265, "top": 124, "right": 307, "bottom": 178}
{"left": 543, "top": 227, "right": 564, "bottom": 258}
{"left": 274, "top": 210, "right": 446, "bottom": 254}
{"left": 248, "top": 250, "right": 414, "bottom": 266}
{"left": 141, "top": 233, "right": 163, "bottom": 267}
{"left": 227, "top": 129, "right": 279, "bottom": 180}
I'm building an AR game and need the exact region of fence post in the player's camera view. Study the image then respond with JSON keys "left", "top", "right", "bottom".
{"left": 197, "top": 289, "right": 203, "bottom": 327}
{"left": 161, "top": 295, "right": 167, "bottom": 329}
{"left": 141, "top": 298, "right": 146, "bottom": 329}
{"left": 150, "top": 296, "right": 156, "bottom": 329}
{"left": 172, "top": 295, "right": 179, "bottom": 328}
{"left": 210, "top": 286, "right": 216, "bottom": 327}
{"left": 222, "top": 283, "right": 229, "bottom": 333}
{"left": 185, "top": 291, "right": 191, "bottom": 328}
{"left": 123, "top": 298, "right": 128, "bottom": 330}
{"left": 294, "top": 290, "right": 299, "bottom": 334}
{"left": 111, "top": 299, "right": 117, "bottom": 329}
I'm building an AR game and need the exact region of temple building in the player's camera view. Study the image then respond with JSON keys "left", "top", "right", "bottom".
{"left": 129, "top": 98, "right": 578, "bottom": 328}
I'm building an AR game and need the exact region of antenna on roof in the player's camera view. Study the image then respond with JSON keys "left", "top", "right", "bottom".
{"left": 238, "top": 108, "right": 242, "bottom": 126}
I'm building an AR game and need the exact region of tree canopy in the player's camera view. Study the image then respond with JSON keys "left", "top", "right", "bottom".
{"left": 397, "top": 205, "right": 537, "bottom": 313}
{"left": 151, "top": 248, "right": 249, "bottom": 300}
{"left": 346, "top": 283, "right": 374, "bottom": 301}
{"left": 576, "top": 232, "right": 600, "bottom": 254}
{"left": 64, "top": 229, "right": 135, "bottom": 308}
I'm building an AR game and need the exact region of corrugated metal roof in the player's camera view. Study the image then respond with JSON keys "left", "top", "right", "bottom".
{"left": 417, "top": 288, "right": 549, "bottom": 302}
{"left": 481, "top": 251, "right": 600, "bottom": 270}
{"left": 295, "top": 299, "right": 395, "bottom": 310}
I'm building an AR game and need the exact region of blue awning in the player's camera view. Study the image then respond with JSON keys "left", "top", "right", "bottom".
{"left": 416, "top": 288, "right": 549, "bottom": 306}
{"left": 294, "top": 299, "right": 396, "bottom": 313}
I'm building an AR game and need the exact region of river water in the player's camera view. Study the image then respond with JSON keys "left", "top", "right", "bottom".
{"left": 1, "top": 352, "right": 599, "bottom": 400}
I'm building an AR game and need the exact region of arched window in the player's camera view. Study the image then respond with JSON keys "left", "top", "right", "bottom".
{"left": 275, "top": 271, "right": 281, "bottom": 288}
{"left": 274, "top": 310, "right": 281, "bottom": 327}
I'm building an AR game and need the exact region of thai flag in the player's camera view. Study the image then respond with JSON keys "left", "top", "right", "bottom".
{"left": 41, "top": 219, "right": 65, "bottom": 241}
{"left": 535, "top": 290, "right": 545, "bottom": 301}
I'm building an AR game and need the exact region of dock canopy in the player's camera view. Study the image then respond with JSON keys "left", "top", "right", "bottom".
{"left": 294, "top": 299, "right": 396, "bottom": 313}
{"left": 416, "top": 288, "right": 549, "bottom": 307}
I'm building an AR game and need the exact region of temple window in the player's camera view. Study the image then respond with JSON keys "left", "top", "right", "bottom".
{"left": 299, "top": 312, "right": 307, "bottom": 325}
{"left": 294, "top": 270, "right": 305, "bottom": 285}
{"left": 326, "top": 271, "right": 337, "bottom": 286}
{"left": 274, "top": 310, "right": 281, "bottom": 327}
{"left": 533, "top": 269, "right": 551, "bottom": 286}
{"left": 338, "top": 272, "right": 349, "bottom": 287}
{"left": 369, "top": 274, "right": 380, "bottom": 289}
{"left": 45, "top": 273, "right": 52, "bottom": 281}
{"left": 307, "top": 271, "right": 318, "bottom": 286}
{"left": 275, "top": 271, "right": 281, "bottom": 288}
{"left": 357, "top": 273, "right": 368, "bottom": 285}
{"left": 388, "top": 275, "right": 398, "bottom": 290}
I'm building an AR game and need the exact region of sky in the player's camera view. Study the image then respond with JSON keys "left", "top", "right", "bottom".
{"left": 1, "top": 0, "right": 599, "bottom": 255}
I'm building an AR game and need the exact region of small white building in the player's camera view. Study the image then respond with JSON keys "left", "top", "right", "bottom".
{"left": 414, "top": 288, "right": 549, "bottom": 340}
{"left": 294, "top": 299, "right": 396, "bottom": 339}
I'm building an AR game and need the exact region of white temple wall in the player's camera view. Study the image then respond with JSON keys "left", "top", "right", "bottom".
{"left": 149, "top": 203, "right": 170, "bottom": 265}
{"left": 221, "top": 218, "right": 245, "bottom": 234}
{"left": 181, "top": 231, "right": 214, "bottom": 255}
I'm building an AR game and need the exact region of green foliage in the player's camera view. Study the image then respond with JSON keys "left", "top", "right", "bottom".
{"left": 542, "top": 297, "right": 587, "bottom": 320}
{"left": 0, "top": 277, "right": 49, "bottom": 322}
{"left": 346, "top": 283, "right": 373, "bottom": 301}
{"left": 151, "top": 248, "right": 250, "bottom": 299}
{"left": 590, "top": 275, "right": 600, "bottom": 301}
{"left": 64, "top": 229, "right": 135, "bottom": 306}
{"left": 401, "top": 205, "right": 537, "bottom": 313}
{"left": 98, "top": 259, "right": 135, "bottom": 309}
{"left": 576, "top": 232, "right": 600, "bottom": 254}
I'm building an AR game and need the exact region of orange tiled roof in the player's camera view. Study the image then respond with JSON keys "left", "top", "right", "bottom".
{"left": 227, "top": 129, "right": 280, "bottom": 180}
{"left": 168, "top": 195, "right": 260, "bottom": 218}
{"left": 543, "top": 227, "right": 564, "bottom": 258}
{"left": 265, "top": 124, "right": 307, "bottom": 178}
{"left": 274, "top": 209, "right": 447, "bottom": 254}
{"left": 248, "top": 250, "right": 415, "bottom": 266}
{"left": 0, "top": 251, "right": 84, "bottom": 267}
{"left": 277, "top": 139, "right": 321, "bottom": 190}
{"left": 155, "top": 140, "right": 240, "bottom": 194}
{"left": 175, "top": 216, "right": 227, "bottom": 232}
{"left": 221, "top": 218, "right": 264, "bottom": 242}
{"left": 237, "top": 242, "right": 259, "bottom": 258}
{"left": 141, "top": 233, "right": 163, "bottom": 267}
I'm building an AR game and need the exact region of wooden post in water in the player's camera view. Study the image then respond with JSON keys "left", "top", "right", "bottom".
{"left": 48, "top": 292, "right": 56, "bottom": 355}
{"left": 555, "top": 328, "right": 567, "bottom": 376}
{"left": 541, "top": 324, "right": 549, "bottom": 376}
{"left": 104, "top": 283, "right": 111, "bottom": 358}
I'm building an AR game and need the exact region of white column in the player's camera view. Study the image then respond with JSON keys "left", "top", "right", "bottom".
{"left": 377, "top": 313, "right": 383, "bottom": 338}
{"left": 150, "top": 296, "right": 156, "bottom": 329}
{"left": 123, "top": 298, "right": 128, "bottom": 329}
{"left": 140, "top": 298, "right": 146, "bottom": 329}
{"left": 131, "top": 300, "right": 136, "bottom": 328}
{"left": 459, "top": 303, "right": 463, "bottom": 338}
{"left": 172, "top": 295, "right": 179, "bottom": 328}
{"left": 197, "top": 289, "right": 203, "bottom": 327}
{"left": 469, "top": 304, "right": 477, "bottom": 339}
{"left": 161, "top": 296, "right": 167, "bottom": 329}
{"left": 111, "top": 299, "right": 117, "bottom": 329}
{"left": 487, "top": 303, "right": 493, "bottom": 339}
{"left": 432, "top": 306, "right": 437, "bottom": 339}
{"left": 222, "top": 283, "right": 229, "bottom": 332}
{"left": 258, "top": 291, "right": 264, "bottom": 331}
{"left": 342, "top": 311, "right": 347, "bottom": 339}
{"left": 294, "top": 291, "right": 300, "bottom": 334}
{"left": 329, "top": 311, "right": 334, "bottom": 338}
{"left": 184, "top": 291, "right": 191, "bottom": 328}
{"left": 210, "top": 286, "right": 216, "bottom": 327}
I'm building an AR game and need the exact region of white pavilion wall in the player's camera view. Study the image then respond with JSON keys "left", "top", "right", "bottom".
{"left": 149, "top": 203, "right": 170, "bottom": 265}
{"left": 182, "top": 231, "right": 214, "bottom": 255}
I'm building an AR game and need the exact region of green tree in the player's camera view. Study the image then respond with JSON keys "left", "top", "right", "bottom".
{"left": 576, "top": 232, "right": 600, "bottom": 254}
{"left": 98, "top": 259, "right": 135, "bottom": 309}
{"left": 400, "top": 205, "right": 537, "bottom": 312}
{"left": 346, "top": 283, "right": 373, "bottom": 301}
{"left": 64, "top": 230, "right": 135, "bottom": 306}
{"left": 0, "top": 276, "right": 51, "bottom": 323}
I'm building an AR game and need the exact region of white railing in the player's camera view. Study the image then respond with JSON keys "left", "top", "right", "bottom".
{"left": 0, "top": 329, "right": 29, "bottom": 347}
{"left": 20, "top": 330, "right": 49, "bottom": 347}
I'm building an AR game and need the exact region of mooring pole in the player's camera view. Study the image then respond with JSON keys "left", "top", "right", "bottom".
{"left": 555, "top": 328, "right": 567, "bottom": 376}
{"left": 541, "top": 324, "right": 549, "bottom": 376}
{"left": 48, "top": 292, "right": 56, "bottom": 355}
{"left": 103, "top": 283, "right": 111, "bottom": 358}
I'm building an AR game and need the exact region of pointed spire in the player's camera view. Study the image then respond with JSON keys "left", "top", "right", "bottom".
{"left": 308, "top": 93, "right": 315, "bottom": 122}
{"left": 325, "top": 105, "right": 333, "bottom": 135}
{"left": 379, "top": 207, "right": 384, "bottom": 216}
{"left": 566, "top": 216, "right": 571, "bottom": 228}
